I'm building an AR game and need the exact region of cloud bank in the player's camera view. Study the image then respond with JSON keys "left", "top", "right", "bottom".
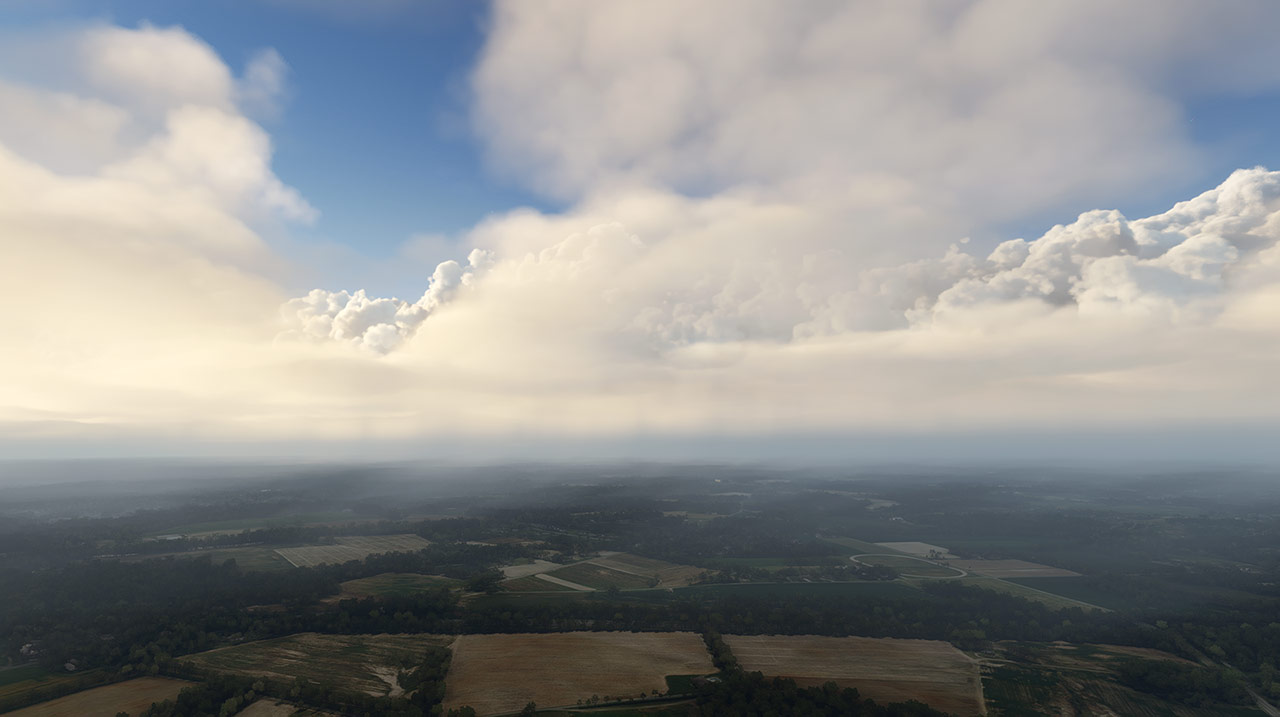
{"left": 4, "top": 4, "right": 1280, "bottom": 456}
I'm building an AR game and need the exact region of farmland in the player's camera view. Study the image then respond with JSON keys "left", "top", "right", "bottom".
{"left": 545, "top": 562, "right": 654, "bottom": 590}
{"left": 948, "top": 559, "right": 1080, "bottom": 578}
{"left": 238, "top": 700, "right": 342, "bottom": 716}
{"left": 852, "top": 554, "right": 966, "bottom": 578}
{"left": 442, "top": 632, "right": 715, "bottom": 715}
{"left": 725, "top": 634, "right": 984, "bottom": 716}
{"left": 336, "top": 573, "right": 459, "bottom": 599}
{"left": 274, "top": 534, "right": 431, "bottom": 567}
{"left": 181, "top": 633, "right": 452, "bottom": 697}
{"left": 500, "top": 575, "right": 579, "bottom": 591}
{"left": 953, "top": 576, "right": 1106, "bottom": 612}
{"left": 5, "top": 678, "right": 192, "bottom": 717}
{"left": 587, "top": 553, "right": 705, "bottom": 588}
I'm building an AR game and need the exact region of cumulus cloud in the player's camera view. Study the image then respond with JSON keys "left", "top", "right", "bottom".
{"left": 6, "top": 8, "right": 1280, "bottom": 452}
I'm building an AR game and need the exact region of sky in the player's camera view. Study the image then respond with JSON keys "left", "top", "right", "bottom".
{"left": 3, "top": 0, "right": 1280, "bottom": 462}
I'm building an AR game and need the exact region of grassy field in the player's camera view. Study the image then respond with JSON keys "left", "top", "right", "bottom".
{"left": 952, "top": 576, "right": 1106, "bottom": 611}
{"left": 725, "top": 634, "right": 984, "bottom": 716}
{"left": 182, "top": 633, "right": 452, "bottom": 697}
{"left": 0, "top": 665, "right": 46, "bottom": 688}
{"left": 336, "top": 573, "right": 458, "bottom": 599}
{"left": 500, "top": 575, "right": 578, "bottom": 592}
{"left": 442, "top": 632, "right": 714, "bottom": 715}
{"left": 6, "top": 678, "right": 192, "bottom": 717}
{"left": 125, "top": 546, "right": 294, "bottom": 572}
{"left": 853, "top": 554, "right": 966, "bottom": 578}
{"left": 275, "top": 534, "right": 431, "bottom": 568}
{"left": 948, "top": 559, "right": 1079, "bottom": 578}
{"left": 0, "top": 669, "right": 93, "bottom": 709}
{"left": 545, "top": 562, "right": 654, "bottom": 590}
{"left": 589, "top": 553, "right": 704, "bottom": 588}
{"left": 983, "top": 642, "right": 1260, "bottom": 716}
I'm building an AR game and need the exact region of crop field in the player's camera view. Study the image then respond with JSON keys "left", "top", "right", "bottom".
{"left": 588, "top": 553, "right": 704, "bottom": 588}
{"left": 0, "top": 669, "right": 93, "bottom": 711}
{"left": 853, "top": 554, "right": 966, "bottom": 578}
{"left": 442, "top": 632, "right": 715, "bottom": 715}
{"left": 337, "top": 573, "right": 458, "bottom": 599}
{"left": 954, "top": 576, "right": 1106, "bottom": 611}
{"left": 500, "top": 558, "right": 562, "bottom": 579}
{"left": 545, "top": 562, "right": 654, "bottom": 590}
{"left": 126, "top": 546, "right": 295, "bottom": 572}
{"left": 6, "top": 677, "right": 192, "bottom": 717}
{"left": 983, "top": 642, "right": 1254, "bottom": 716}
{"left": 725, "top": 634, "right": 984, "bottom": 716}
{"left": 275, "top": 534, "right": 431, "bottom": 567}
{"left": 182, "top": 633, "right": 452, "bottom": 697}
{"left": 500, "top": 575, "right": 578, "bottom": 592}
{"left": 948, "top": 559, "right": 1080, "bottom": 578}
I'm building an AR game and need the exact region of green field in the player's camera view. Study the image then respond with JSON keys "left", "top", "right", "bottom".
{"left": 854, "top": 555, "right": 964, "bottom": 578}
{"left": 123, "top": 546, "right": 294, "bottom": 571}
{"left": 699, "top": 557, "right": 837, "bottom": 569}
{"left": 950, "top": 576, "right": 1106, "bottom": 611}
{"left": 547, "top": 563, "right": 654, "bottom": 590}
{"left": 501, "top": 575, "right": 578, "bottom": 592}
{"left": 0, "top": 665, "right": 46, "bottom": 688}
{"left": 338, "top": 573, "right": 459, "bottom": 598}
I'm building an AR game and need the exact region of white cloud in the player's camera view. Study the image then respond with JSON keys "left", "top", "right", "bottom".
{"left": 5, "top": 10, "right": 1280, "bottom": 453}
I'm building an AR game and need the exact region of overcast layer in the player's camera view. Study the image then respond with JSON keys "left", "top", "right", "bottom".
{"left": 3, "top": 1, "right": 1280, "bottom": 456}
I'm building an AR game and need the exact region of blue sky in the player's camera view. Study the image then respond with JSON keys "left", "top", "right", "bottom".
{"left": 1, "top": 0, "right": 557, "bottom": 273}
{"left": 5, "top": 1, "right": 1280, "bottom": 277}
{"left": 4, "top": 2, "right": 1280, "bottom": 459}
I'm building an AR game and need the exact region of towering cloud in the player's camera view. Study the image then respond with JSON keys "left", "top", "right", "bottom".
{"left": 4, "top": 6, "right": 1280, "bottom": 452}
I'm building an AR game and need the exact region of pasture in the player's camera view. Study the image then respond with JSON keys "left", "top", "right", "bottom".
{"left": 725, "top": 634, "right": 984, "bottom": 716}
{"left": 5, "top": 677, "right": 191, "bottom": 717}
{"left": 875, "top": 542, "right": 956, "bottom": 558}
{"left": 500, "top": 575, "right": 578, "bottom": 592}
{"left": 337, "top": 573, "right": 458, "bottom": 599}
{"left": 954, "top": 576, "right": 1106, "bottom": 612}
{"left": 948, "top": 559, "right": 1080, "bottom": 578}
{"left": 274, "top": 534, "right": 431, "bottom": 568}
{"left": 545, "top": 562, "right": 654, "bottom": 590}
{"left": 588, "top": 552, "right": 704, "bottom": 588}
{"left": 442, "top": 632, "right": 715, "bottom": 715}
{"left": 852, "top": 554, "right": 966, "bottom": 578}
{"left": 182, "top": 633, "right": 452, "bottom": 697}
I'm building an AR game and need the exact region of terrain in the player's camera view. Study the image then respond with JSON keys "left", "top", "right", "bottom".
{"left": 0, "top": 463, "right": 1277, "bottom": 715}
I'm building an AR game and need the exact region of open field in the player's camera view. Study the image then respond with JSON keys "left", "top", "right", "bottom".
{"left": 501, "top": 558, "right": 562, "bottom": 579}
{"left": 125, "top": 546, "right": 295, "bottom": 572}
{"left": 822, "top": 536, "right": 896, "bottom": 554}
{"left": 853, "top": 554, "right": 966, "bottom": 578}
{"left": 6, "top": 678, "right": 192, "bottom": 717}
{"left": 876, "top": 542, "right": 956, "bottom": 558}
{"left": 501, "top": 575, "right": 579, "bottom": 591}
{"left": 275, "top": 534, "right": 431, "bottom": 567}
{"left": 954, "top": 576, "right": 1106, "bottom": 612}
{"left": 546, "top": 562, "right": 654, "bottom": 590}
{"left": 725, "top": 634, "right": 984, "bottom": 716}
{"left": 0, "top": 670, "right": 92, "bottom": 709}
{"left": 442, "top": 632, "right": 714, "bottom": 715}
{"left": 949, "top": 559, "right": 1080, "bottom": 578}
{"left": 588, "top": 553, "right": 704, "bottom": 588}
{"left": 182, "top": 633, "right": 451, "bottom": 697}
{"left": 337, "top": 573, "right": 458, "bottom": 599}
{"left": 983, "top": 642, "right": 1257, "bottom": 716}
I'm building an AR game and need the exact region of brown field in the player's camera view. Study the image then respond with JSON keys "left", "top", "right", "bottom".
{"left": 948, "top": 559, "right": 1079, "bottom": 578}
{"left": 275, "top": 534, "right": 431, "bottom": 568}
{"left": 725, "top": 634, "right": 984, "bottom": 716}
{"left": 182, "top": 633, "right": 452, "bottom": 697}
{"left": 443, "top": 632, "right": 715, "bottom": 715}
{"left": 588, "top": 553, "right": 704, "bottom": 588}
{"left": 6, "top": 678, "right": 192, "bottom": 717}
